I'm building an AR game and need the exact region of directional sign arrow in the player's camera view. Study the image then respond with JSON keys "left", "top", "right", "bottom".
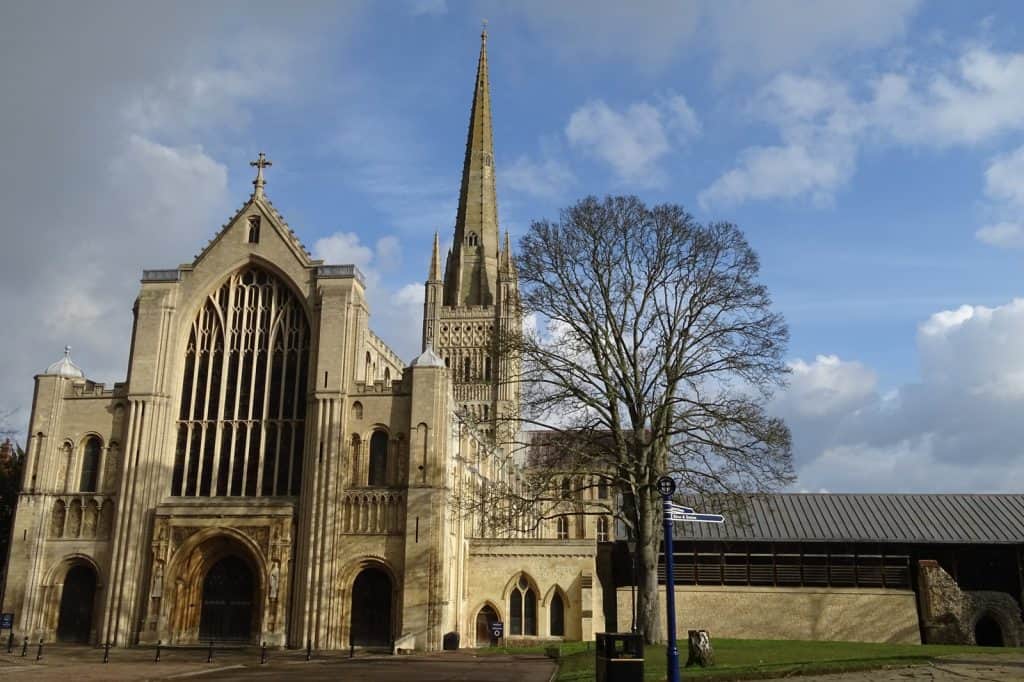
{"left": 668, "top": 512, "right": 725, "bottom": 523}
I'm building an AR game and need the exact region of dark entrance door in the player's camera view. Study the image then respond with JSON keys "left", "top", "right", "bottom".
{"left": 476, "top": 605, "right": 498, "bottom": 646}
{"left": 56, "top": 565, "right": 96, "bottom": 643}
{"left": 350, "top": 567, "right": 391, "bottom": 647}
{"left": 975, "top": 615, "right": 1004, "bottom": 646}
{"left": 199, "top": 556, "right": 254, "bottom": 642}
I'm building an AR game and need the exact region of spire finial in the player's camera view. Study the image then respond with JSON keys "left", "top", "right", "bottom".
{"left": 64, "top": 345, "right": 71, "bottom": 358}
{"left": 481, "top": 19, "right": 488, "bottom": 41}
{"left": 429, "top": 232, "right": 442, "bottom": 281}
{"left": 250, "top": 152, "right": 273, "bottom": 197}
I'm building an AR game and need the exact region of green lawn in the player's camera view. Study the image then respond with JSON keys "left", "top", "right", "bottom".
{"left": 547, "top": 638, "right": 1017, "bottom": 680}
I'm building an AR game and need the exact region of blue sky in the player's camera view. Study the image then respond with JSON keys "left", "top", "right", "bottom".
{"left": 3, "top": 1, "right": 1024, "bottom": 492}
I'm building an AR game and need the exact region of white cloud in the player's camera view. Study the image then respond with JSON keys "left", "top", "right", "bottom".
{"left": 984, "top": 146, "right": 1024, "bottom": 206}
{"left": 781, "top": 355, "right": 877, "bottom": 418}
{"left": 503, "top": 154, "right": 576, "bottom": 200}
{"left": 918, "top": 299, "right": 1024, "bottom": 398}
{"left": 974, "top": 146, "right": 1024, "bottom": 248}
{"left": 700, "top": 142, "right": 855, "bottom": 208}
{"left": 566, "top": 94, "right": 700, "bottom": 186}
{"left": 700, "top": 74, "right": 861, "bottom": 207}
{"left": 976, "top": 222, "right": 1024, "bottom": 248}
{"left": 778, "top": 298, "right": 1024, "bottom": 492}
{"left": 375, "top": 236, "right": 402, "bottom": 271}
{"left": 392, "top": 283, "right": 424, "bottom": 307}
{"left": 314, "top": 232, "right": 375, "bottom": 271}
{"left": 0, "top": 3, "right": 361, "bottom": 441}
{"left": 871, "top": 49, "right": 1024, "bottom": 146}
{"left": 704, "top": 45, "right": 1024, "bottom": 208}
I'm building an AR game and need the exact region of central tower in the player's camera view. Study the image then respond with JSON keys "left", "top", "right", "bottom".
{"left": 423, "top": 27, "right": 520, "bottom": 441}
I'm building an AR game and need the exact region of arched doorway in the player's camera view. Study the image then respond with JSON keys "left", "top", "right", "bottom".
{"left": 56, "top": 564, "right": 96, "bottom": 643}
{"left": 475, "top": 605, "right": 498, "bottom": 647}
{"left": 975, "top": 614, "right": 1004, "bottom": 647}
{"left": 350, "top": 567, "right": 392, "bottom": 647}
{"left": 199, "top": 556, "right": 255, "bottom": 642}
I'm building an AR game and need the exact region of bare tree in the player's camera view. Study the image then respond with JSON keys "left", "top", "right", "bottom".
{"left": 480, "top": 195, "right": 793, "bottom": 642}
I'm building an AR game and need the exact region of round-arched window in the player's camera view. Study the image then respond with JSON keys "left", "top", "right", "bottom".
{"left": 79, "top": 436, "right": 101, "bottom": 492}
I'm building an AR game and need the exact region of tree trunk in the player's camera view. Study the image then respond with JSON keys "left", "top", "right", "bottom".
{"left": 686, "top": 630, "right": 714, "bottom": 667}
{"left": 635, "top": 492, "right": 664, "bottom": 644}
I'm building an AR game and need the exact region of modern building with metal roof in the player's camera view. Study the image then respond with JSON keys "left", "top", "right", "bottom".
{"left": 671, "top": 493, "right": 1024, "bottom": 545}
{"left": 606, "top": 492, "right": 1024, "bottom": 648}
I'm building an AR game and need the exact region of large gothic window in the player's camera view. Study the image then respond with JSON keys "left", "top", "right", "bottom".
{"left": 172, "top": 267, "right": 309, "bottom": 497}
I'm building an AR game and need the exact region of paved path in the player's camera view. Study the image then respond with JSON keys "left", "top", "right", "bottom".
{"left": 761, "top": 652, "right": 1024, "bottom": 681}
{"left": 0, "top": 644, "right": 556, "bottom": 682}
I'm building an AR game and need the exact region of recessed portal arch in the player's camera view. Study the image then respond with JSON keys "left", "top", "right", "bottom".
{"left": 350, "top": 565, "right": 393, "bottom": 647}
{"left": 475, "top": 603, "right": 500, "bottom": 646}
{"left": 162, "top": 530, "right": 265, "bottom": 645}
{"left": 975, "top": 613, "right": 1004, "bottom": 647}
{"left": 56, "top": 563, "right": 97, "bottom": 643}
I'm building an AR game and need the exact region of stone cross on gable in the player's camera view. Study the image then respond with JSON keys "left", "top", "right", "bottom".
{"left": 250, "top": 152, "right": 273, "bottom": 196}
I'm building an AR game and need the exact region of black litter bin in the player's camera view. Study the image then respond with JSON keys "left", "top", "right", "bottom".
{"left": 595, "top": 632, "right": 644, "bottom": 682}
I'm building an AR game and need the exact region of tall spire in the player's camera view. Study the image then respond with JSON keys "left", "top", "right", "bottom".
{"left": 445, "top": 25, "right": 500, "bottom": 306}
{"left": 429, "top": 232, "right": 442, "bottom": 281}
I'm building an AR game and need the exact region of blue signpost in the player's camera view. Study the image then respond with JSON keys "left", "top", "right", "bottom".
{"left": 656, "top": 476, "right": 725, "bottom": 682}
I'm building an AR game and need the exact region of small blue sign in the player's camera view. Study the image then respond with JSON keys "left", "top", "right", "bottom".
{"left": 491, "top": 621, "right": 504, "bottom": 639}
{"left": 0, "top": 613, "right": 12, "bottom": 629}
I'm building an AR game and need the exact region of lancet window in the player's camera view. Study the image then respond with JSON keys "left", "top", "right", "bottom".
{"left": 368, "top": 430, "right": 388, "bottom": 486}
{"left": 79, "top": 436, "right": 101, "bottom": 493}
{"left": 509, "top": 575, "right": 537, "bottom": 636}
{"left": 172, "top": 266, "right": 309, "bottom": 497}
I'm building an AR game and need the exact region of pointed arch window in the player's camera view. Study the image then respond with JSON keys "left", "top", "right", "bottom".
{"left": 172, "top": 266, "right": 309, "bottom": 497}
{"left": 467, "top": 231, "right": 479, "bottom": 246}
{"left": 368, "top": 430, "right": 388, "bottom": 486}
{"left": 556, "top": 516, "right": 569, "bottom": 540}
{"left": 509, "top": 575, "right": 537, "bottom": 636}
{"left": 597, "top": 516, "right": 610, "bottom": 542}
{"left": 247, "top": 216, "right": 260, "bottom": 243}
{"left": 79, "top": 436, "right": 101, "bottom": 492}
{"left": 549, "top": 592, "right": 565, "bottom": 636}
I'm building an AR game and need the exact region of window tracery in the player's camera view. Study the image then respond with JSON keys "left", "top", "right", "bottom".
{"left": 509, "top": 574, "right": 537, "bottom": 636}
{"left": 171, "top": 266, "right": 309, "bottom": 497}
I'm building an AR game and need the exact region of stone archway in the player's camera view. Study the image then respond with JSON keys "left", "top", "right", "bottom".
{"left": 163, "top": 532, "right": 265, "bottom": 645}
{"left": 350, "top": 566, "right": 393, "bottom": 647}
{"left": 56, "top": 564, "right": 97, "bottom": 643}
{"left": 475, "top": 604, "right": 499, "bottom": 647}
{"left": 975, "top": 614, "right": 1004, "bottom": 647}
{"left": 199, "top": 555, "right": 255, "bottom": 642}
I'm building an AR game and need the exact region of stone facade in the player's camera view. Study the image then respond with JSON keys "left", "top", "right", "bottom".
{"left": 917, "top": 559, "right": 1023, "bottom": 646}
{"left": 0, "top": 30, "right": 597, "bottom": 652}
{"left": 614, "top": 586, "right": 921, "bottom": 644}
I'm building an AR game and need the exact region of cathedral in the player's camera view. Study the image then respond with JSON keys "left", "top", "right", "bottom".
{"left": 14, "top": 26, "right": 1017, "bottom": 654}
{"left": 1, "top": 30, "right": 607, "bottom": 650}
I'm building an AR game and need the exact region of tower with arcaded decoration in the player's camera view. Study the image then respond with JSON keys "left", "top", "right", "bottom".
{"left": 422, "top": 26, "right": 521, "bottom": 442}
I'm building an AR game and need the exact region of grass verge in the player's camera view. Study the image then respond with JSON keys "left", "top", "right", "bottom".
{"left": 537, "top": 638, "right": 1016, "bottom": 680}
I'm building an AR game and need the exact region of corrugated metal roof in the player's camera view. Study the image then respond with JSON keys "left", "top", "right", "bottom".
{"left": 671, "top": 493, "right": 1024, "bottom": 544}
